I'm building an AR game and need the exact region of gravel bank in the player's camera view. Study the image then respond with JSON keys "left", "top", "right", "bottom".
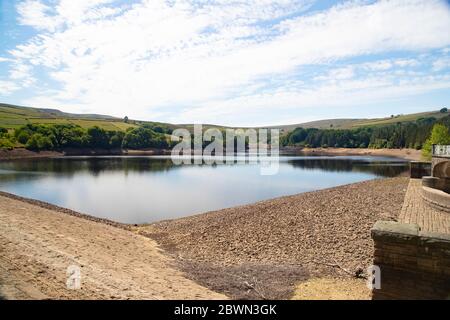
{"left": 140, "top": 177, "right": 409, "bottom": 299}
{"left": 282, "top": 147, "right": 421, "bottom": 161}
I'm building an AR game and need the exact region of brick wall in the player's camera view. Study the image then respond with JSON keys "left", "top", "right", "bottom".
{"left": 371, "top": 221, "right": 450, "bottom": 300}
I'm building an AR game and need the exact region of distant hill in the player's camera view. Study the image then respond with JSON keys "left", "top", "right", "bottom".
{"left": 0, "top": 103, "right": 138, "bottom": 131}
{"left": 273, "top": 110, "right": 449, "bottom": 132}
{"left": 0, "top": 103, "right": 448, "bottom": 132}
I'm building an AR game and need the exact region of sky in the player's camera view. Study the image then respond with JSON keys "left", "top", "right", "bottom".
{"left": 0, "top": 0, "right": 450, "bottom": 127}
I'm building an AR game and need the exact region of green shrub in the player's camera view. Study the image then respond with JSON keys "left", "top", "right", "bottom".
{"left": 0, "top": 138, "right": 14, "bottom": 150}
{"left": 422, "top": 124, "right": 450, "bottom": 160}
{"left": 26, "top": 134, "right": 54, "bottom": 151}
{"left": 17, "top": 131, "right": 30, "bottom": 144}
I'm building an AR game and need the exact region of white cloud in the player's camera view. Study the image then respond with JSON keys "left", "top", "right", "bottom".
{"left": 7, "top": 0, "right": 450, "bottom": 125}
{"left": 363, "top": 60, "right": 393, "bottom": 71}
{"left": 394, "top": 59, "right": 419, "bottom": 67}
{"left": 313, "top": 66, "right": 355, "bottom": 81}
{"left": 432, "top": 57, "right": 450, "bottom": 71}
{"left": 0, "top": 81, "right": 20, "bottom": 96}
{"left": 170, "top": 73, "right": 450, "bottom": 126}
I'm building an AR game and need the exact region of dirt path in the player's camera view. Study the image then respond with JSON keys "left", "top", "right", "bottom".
{"left": 292, "top": 278, "right": 370, "bottom": 300}
{"left": 0, "top": 195, "right": 226, "bottom": 300}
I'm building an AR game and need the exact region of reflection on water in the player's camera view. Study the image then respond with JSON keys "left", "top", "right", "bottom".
{"left": 0, "top": 156, "right": 408, "bottom": 224}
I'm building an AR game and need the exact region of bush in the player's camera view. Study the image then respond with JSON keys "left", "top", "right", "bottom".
{"left": 422, "top": 124, "right": 450, "bottom": 160}
{"left": 87, "top": 126, "right": 109, "bottom": 148}
{"left": 122, "top": 127, "right": 168, "bottom": 149}
{"left": 26, "top": 134, "right": 54, "bottom": 151}
{"left": 0, "top": 138, "right": 14, "bottom": 150}
{"left": 17, "top": 131, "right": 30, "bottom": 144}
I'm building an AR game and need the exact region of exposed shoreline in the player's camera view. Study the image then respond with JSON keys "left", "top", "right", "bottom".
{"left": 284, "top": 147, "right": 422, "bottom": 161}
{"left": 0, "top": 148, "right": 174, "bottom": 161}
{"left": 139, "top": 177, "right": 409, "bottom": 299}
{"left": 0, "top": 176, "right": 409, "bottom": 299}
{"left": 0, "top": 191, "right": 225, "bottom": 300}
{"left": 0, "top": 147, "right": 421, "bottom": 161}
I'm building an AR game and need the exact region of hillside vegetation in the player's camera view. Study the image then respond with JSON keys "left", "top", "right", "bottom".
{"left": 0, "top": 103, "right": 137, "bottom": 131}
{"left": 275, "top": 110, "right": 450, "bottom": 131}
{"left": 281, "top": 115, "right": 450, "bottom": 150}
{"left": 0, "top": 123, "right": 171, "bottom": 151}
{"left": 0, "top": 103, "right": 449, "bottom": 153}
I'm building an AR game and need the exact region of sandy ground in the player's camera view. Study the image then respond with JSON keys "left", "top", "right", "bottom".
{"left": 292, "top": 278, "right": 371, "bottom": 300}
{"left": 283, "top": 147, "right": 422, "bottom": 161}
{"left": 0, "top": 194, "right": 226, "bottom": 300}
{"left": 141, "top": 177, "right": 409, "bottom": 299}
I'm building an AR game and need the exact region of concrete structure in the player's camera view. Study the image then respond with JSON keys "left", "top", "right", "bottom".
{"left": 422, "top": 144, "right": 450, "bottom": 204}
{"left": 431, "top": 144, "right": 450, "bottom": 179}
{"left": 371, "top": 221, "right": 450, "bottom": 300}
{"left": 399, "top": 179, "right": 449, "bottom": 234}
{"left": 371, "top": 145, "right": 449, "bottom": 299}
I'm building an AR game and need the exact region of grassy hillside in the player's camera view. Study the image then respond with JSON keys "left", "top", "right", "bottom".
{"left": 0, "top": 103, "right": 138, "bottom": 131}
{"left": 275, "top": 110, "right": 448, "bottom": 131}
{"left": 1, "top": 103, "right": 448, "bottom": 133}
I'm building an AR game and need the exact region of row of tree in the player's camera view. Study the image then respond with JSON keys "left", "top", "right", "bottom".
{"left": 281, "top": 116, "right": 450, "bottom": 150}
{"left": 9, "top": 124, "right": 169, "bottom": 151}
{"left": 1, "top": 116, "right": 449, "bottom": 153}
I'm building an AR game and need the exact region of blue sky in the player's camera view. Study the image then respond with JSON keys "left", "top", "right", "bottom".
{"left": 1, "top": 0, "right": 450, "bottom": 126}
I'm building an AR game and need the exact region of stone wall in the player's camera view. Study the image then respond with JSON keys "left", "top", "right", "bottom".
{"left": 371, "top": 221, "right": 450, "bottom": 300}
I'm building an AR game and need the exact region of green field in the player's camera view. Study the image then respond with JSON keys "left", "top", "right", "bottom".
{"left": 274, "top": 110, "right": 448, "bottom": 132}
{"left": 1, "top": 103, "right": 448, "bottom": 133}
{"left": 0, "top": 103, "right": 138, "bottom": 131}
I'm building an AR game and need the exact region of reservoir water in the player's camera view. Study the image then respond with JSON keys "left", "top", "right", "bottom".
{"left": 0, "top": 155, "right": 408, "bottom": 224}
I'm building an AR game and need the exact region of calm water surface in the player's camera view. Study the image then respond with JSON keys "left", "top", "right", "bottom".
{"left": 0, "top": 156, "right": 408, "bottom": 224}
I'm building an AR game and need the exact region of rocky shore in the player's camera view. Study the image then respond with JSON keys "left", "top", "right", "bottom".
{"left": 282, "top": 147, "right": 422, "bottom": 161}
{"left": 140, "top": 177, "right": 409, "bottom": 299}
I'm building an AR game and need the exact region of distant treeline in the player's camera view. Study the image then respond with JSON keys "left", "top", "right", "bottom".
{"left": 281, "top": 116, "right": 450, "bottom": 149}
{"left": 0, "top": 123, "right": 170, "bottom": 151}
{"left": 1, "top": 115, "right": 449, "bottom": 152}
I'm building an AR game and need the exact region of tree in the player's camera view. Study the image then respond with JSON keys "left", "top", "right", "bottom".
{"left": 124, "top": 116, "right": 129, "bottom": 123}
{"left": 122, "top": 127, "right": 168, "bottom": 149}
{"left": 25, "top": 134, "right": 53, "bottom": 151}
{"left": 17, "top": 131, "right": 30, "bottom": 144}
{"left": 87, "top": 126, "right": 109, "bottom": 148}
{"left": 422, "top": 124, "right": 450, "bottom": 160}
{"left": 440, "top": 107, "right": 448, "bottom": 113}
{"left": 0, "top": 138, "right": 14, "bottom": 150}
{"left": 109, "top": 131, "right": 125, "bottom": 148}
